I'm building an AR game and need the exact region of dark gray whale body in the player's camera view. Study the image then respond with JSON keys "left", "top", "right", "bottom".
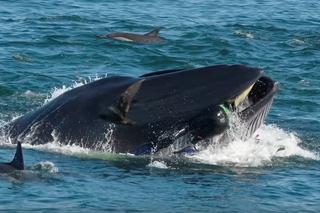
{"left": 7, "top": 65, "right": 278, "bottom": 155}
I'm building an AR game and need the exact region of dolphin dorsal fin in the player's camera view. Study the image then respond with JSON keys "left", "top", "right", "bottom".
{"left": 10, "top": 142, "right": 24, "bottom": 170}
{"left": 118, "top": 79, "right": 145, "bottom": 117}
{"left": 102, "top": 79, "right": 145, "bottom": 125}
{"left": 144, "top": 28, "right": 162, "bottom": 37}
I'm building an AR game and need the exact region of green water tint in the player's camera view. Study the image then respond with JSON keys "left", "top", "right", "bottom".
{"left": 219, "top": 104, "right": 232, "bottom": 115}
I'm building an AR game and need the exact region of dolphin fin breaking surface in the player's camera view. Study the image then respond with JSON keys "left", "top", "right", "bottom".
{"left": 144, "top": 28, "right": 161, "bottom": 37}
{"left": 100, "top": 79, "right": 145, "bottom": 125}
{"left": 10, "top": 142, "right": 24, "bottom": 170}
{"left": 0, "top": 142, "right": 24, "bottom": 173}
{"left": 118, "top": 79, "right": 145, "bottom": 117}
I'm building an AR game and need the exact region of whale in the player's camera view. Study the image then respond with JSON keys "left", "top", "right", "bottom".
{"left": 98, "top": 28, "right": 165, "bottom": 44}
{"left": 0, "top": 142, "right": 24, "bottom": 173}
{"left": 6, "top": 65, "right": 278, "bottom": 155}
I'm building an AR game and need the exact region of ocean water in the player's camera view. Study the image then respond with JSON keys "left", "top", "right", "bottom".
{"left": 0, "top": 0, "right": 320, "bottom": 212}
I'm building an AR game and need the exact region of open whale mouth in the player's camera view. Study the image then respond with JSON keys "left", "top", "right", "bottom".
{"left": 237, "top": 76, "right": 278, "bottom": 138}
{"left": 223, "top": 75, "right": 278, "bottom": 139}
{"left": 121, "top": 65, "right": 279, "bottom": 155}
{"left": 159, "top": 75, "right": 278, "bottom": 155}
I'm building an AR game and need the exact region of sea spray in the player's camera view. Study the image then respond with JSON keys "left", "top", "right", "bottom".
{"left": 44, "top": 75, "right": 106, "bottom": 103}
{"left": 31, "top": 161, "right": 59, "bottom": 173}
{"left": 190, "top": 124, "right": 318, "bottom": 167}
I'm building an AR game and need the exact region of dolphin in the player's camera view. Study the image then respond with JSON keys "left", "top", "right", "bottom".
{"left": 6, "top": 65, "right": 278, "bottom": 155}
{"left": 98, "top": 28, "right": 165, "bottom": 44}
{"left": 0, "top": 142, "right": 24, "bottom": 173}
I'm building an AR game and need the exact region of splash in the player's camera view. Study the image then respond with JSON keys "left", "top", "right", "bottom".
{"left": 234, "top": 30, "right": 255, "bottom": 39}
{"left": 291, "top": 38, "right": 305, "bottom": 45}
{"left": 44, "top": 75, "right": 106, "bottom": 103}
{"left": 147, "top": 160, "right": 169, "bottom": 169}
{"left": 18, "top": 124, "right": 114, "bottom": 156}
{"left": 190, "top": 124, "right": 318, "bottom": 167}
{"left": 24, "top": 90, "right": 42, "bottom": 98}
{"left": 21, "top": 142, "right": 92, "bottom": 156}
{"left": 1, "top": 123, "right": 317, "bottom": 168}
{"left": 31, "top": 161, "right": 59, "bottom": 173}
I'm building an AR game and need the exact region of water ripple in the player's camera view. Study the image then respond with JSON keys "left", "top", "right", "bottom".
{"left": 1, "top": 0, "right": 320, "bottom": 212}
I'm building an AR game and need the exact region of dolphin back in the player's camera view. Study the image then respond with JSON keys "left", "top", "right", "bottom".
{"left": 105, "top": 28, "right": 165, "bottom": 44}
{"left": 144, "top": 27, "right": 162, "bottom": 37}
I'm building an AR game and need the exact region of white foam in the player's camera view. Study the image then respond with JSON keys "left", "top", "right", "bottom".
{"left": 44, "top": 75, "right": 106, "bottom": 103}
{"left": 190, "top": 124, "right": 318, "bottom": 167}
{"left": 234, "top": 30, "right": 255, "bottom": 39}
{"left": 24, "top": 90, "right": 38, "bottom": 98}
{"left": 31, "top": 161, "right": 59, "bottom": 173}
{"left": 1, "top": 123, "right": 318, "bottom": 168}
{"left": 147, "top": 160, "right": 169, "bottom": 169}
{"left": 291, "top": 38, "right": 305, "bottom": 45}
{"left": 21, "top": 142, "right": 91, "bottom": 156}
{"left": 15, "top": 122, "right": 115, "bottom": 157}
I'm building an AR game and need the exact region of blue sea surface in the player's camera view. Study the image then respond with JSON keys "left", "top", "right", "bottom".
{"left": 0, "top": 0, "right": 320, "bottom": 212}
